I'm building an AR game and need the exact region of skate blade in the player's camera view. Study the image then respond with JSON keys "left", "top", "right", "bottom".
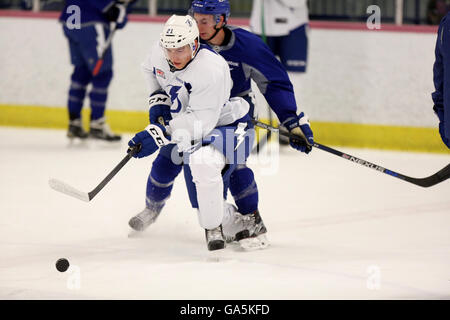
{"left": 238, "top": 234, "right": 270, "bottom": 251}
{"left": 127, "top": 229, "right": 145, "bottom": 238}
{"left": 67, "top": 138, "right": 89, "bottom": 149}
{"left": 206, "top": 248, "right": 225, "bottom": 262}
{"left": 90, "top": 139, "right": 122, "bottom": 150}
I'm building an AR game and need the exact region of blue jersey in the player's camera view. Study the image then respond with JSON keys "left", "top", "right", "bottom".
{"left": 432, "top": 12, "right": 450, "bottom": 140}
{"left": 208, "top": 26, "right": 298, "bottom": 124}
{"left": 59, "top": 0, "right": 130, "bottom": 28}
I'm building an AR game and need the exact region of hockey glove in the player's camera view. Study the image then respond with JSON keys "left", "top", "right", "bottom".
{"left": 433, "top": 105, "right": 450, "bottom": 148}
{"left": 149, "top": 91, "right": 172, "bottom": 126}
{"left": 104, "top": 1, "right": 127, "bottom": 24}
{"left": 282, "top": 112, "right": 314, "bottom": 154}
{"left": 128, "top": 124, "right": 170, "bottom": 158}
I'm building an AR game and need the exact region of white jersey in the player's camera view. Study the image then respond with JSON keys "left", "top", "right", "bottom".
{"left": 250, "top": 0, "right": 309, "bottom": 37}
{"left": 142, "top": 42, "right": 248, "bottom": 150}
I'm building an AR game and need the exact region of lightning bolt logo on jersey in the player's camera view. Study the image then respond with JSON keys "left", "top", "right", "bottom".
{"left": 167, "top": 81, "right": 192, "bottom": 114}
{"left": 234, "top": 122, "right": 247, "bottom": 151}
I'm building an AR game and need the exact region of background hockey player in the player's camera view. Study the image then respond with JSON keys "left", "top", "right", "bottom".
{"left": 127, "top": 15, "right": 254, "bottom": 251}
{"left": 432, "top": 11, "right": 450, "bottom": 149}
{"left": 59, "top": 0, "right": 134, "bottom": 141}
{"left": 250, "top": 0, "right": 309, "bottom": 73}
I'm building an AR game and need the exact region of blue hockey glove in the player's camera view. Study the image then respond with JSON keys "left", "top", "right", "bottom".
{"left": 148, "top": 91, "right": 172, "bottom": 126}
{"left": 282, "top": 112, "right": 314, "bottom": 154}
{"left": 128, "top": 124, "right": 170, "bottom": 158}
{"left": 433, "top": 105, "right": 450, "bottom": 148}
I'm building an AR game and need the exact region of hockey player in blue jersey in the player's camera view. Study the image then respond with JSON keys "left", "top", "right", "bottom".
{"left": 59, "top": 0, "right": 134, "bottom": 141}
{"left": 191, "top": 0, "right": 314, "bottom": 243}
{"left": 127, "top": 0, "right": 314, "bottom": 250}
{"left": 432, "top": 12, "right": 450, "bottom": 149}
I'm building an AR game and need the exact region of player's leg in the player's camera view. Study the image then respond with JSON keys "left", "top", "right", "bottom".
{"left": 278, "top": 24, "right": 309, "bottom": 146}
{"left": 222, "top": 120, "right": 269, "bottom": 249}
{"left": 129, "top": 145, "right": 182, "bottom": 231}
{"left": 227, "top": 164, "right": 269, "bottom": 250}
{"left": 279, "top": 23, "right": 309, "bottom": 73}
{"left": 185, "top": 118, "right": 263, "bottom": 250}
{"left": 186, "top": 145, "right": 227, "bottom": 251}
{"left": 226, "top": 96, "right": 268, "bottom": 248}
{"left": 63, "top": 26, "right": 91, "bottom": 139}
{"left": 78, "top": 24, "right": 120, "bottom": 141}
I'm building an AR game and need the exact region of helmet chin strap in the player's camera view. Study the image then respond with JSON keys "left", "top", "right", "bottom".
{"left": 206, "top": 17, "right": 226, "bottom": 43}
{"left": 206, "top": 25, "right": 221, "bottom": 42}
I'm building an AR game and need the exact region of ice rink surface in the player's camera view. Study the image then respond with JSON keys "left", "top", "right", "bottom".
{"left": 0, "top": 127, "right": 449, "bottom": 299}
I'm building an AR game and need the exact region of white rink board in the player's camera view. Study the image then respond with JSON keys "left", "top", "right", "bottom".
{"left": 0, "top": 17, "right": 439, "bottom": 128}
{"left": 0, "top": 127, "right": 449, "bottom": 299}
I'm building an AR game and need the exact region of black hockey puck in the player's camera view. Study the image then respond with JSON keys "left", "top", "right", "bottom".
{"left": 55, "top": 258, "right": 70, "bottom": 272}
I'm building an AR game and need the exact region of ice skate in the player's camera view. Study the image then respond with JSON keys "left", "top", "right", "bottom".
{"left": 89, "top": 117, "right": 121, "bottom": 141}
{"left": 128, "top": 207, "right": 160, "bottom": 233}
{"left": 67, "top": 119, "right": 88, "bottom": 139}
{"left": 223, "top": 203, "right": 269, "bottom": 250}
{"left": 205, "top": 225, "right": 225, "bottom": 251}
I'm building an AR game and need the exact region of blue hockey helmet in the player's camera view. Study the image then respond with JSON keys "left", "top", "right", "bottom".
{"left": 190, "top": 0, "right": 230, "bottom": 24}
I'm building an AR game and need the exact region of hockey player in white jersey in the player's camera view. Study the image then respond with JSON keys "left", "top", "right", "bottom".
{"left": 127, "top": 15, "right": 255, "bottom": 251}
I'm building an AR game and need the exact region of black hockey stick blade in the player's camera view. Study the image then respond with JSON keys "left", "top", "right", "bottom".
{"left": 251, "top": 119, "right": 450, "bottom": 188}
{"left": 313, "top": 142, "right": 450, "bottom": 188}
{"left": 49, "top": 145, "right": 140, "bottom": 202}
{"left": 399, "top": 163, "right": 450, "bottom": 187}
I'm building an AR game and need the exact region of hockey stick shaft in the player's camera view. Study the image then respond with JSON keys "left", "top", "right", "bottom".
{"left": 251, "top": 100, "right": 275, "bottom": 154}
{"left": 49, "top": 145, "right": 140, "bottom": 202}
{"left": 86, "top": 145, "right": 137, "bottom": 200}
{"left": 252, "top": 119, "right": 450, "bottom": 188}
{"left": 93, "top": 1, "right": 132, "bottom": 75}
{"left": 92, "top": 22, "right": 117, "bottom": 76}
{"left": 252, "top": 119, "right": 272, "bottom": 154}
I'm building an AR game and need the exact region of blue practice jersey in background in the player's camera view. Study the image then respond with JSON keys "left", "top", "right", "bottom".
{"left": 59, "top": 0, "right": 129, "bottom": 28}
{"left": 432, "top": 12, "right": 450, "bottom": 140}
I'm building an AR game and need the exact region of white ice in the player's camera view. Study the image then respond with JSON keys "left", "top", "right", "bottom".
{"left": 0, "top": 127, "right": 449, "bottom": 299}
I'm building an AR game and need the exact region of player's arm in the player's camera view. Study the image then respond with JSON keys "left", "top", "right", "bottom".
{"left": 141, "top": 53, "right": 173, "bottom": 125}
{"left": 432, "top": 16, "right": 450, "bottom": 148}
{"left": 127, "top": 54, "right": 173, "bottom": 159}
{"left": 100, "top": 1, "right": 134, "bottom": 28}
{"left": 129, "top": 92, "right": 220, "bottom": 158}
{"left": 243, "top": 38, "right": 297, "bottom": 123}
{"left": 91, "top": 0, "right": 116, "bottom": 12}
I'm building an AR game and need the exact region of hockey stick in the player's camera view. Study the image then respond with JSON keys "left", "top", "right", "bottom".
{"left": 92, "top": 1, "right": 135, "bottom": 75}
{"left": 252, "top": 119, "right": 450, "bottom": 188}
{"left": 92, "top": 0, "right": 133, "bottom": 76}
{"left": 49, "top": 145, "right": 140, "bottom": 202}
{"left": 251, "top": 116, "right": 272, "bottom": 155}
{"left": 92, "top": 22, "right": 117, "bottom": 76}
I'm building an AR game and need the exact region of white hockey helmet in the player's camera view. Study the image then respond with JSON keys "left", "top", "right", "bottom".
{"left": 160, "top": 15, "right": 200, "bottom": 59}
